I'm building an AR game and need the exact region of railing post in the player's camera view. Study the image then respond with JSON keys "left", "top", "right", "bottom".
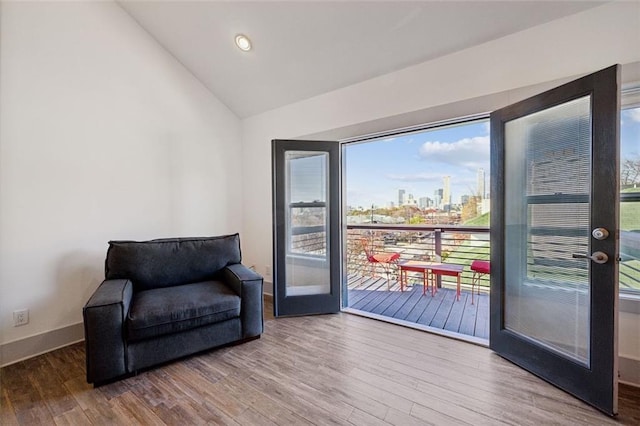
{"left": 435, "top": 229, "right": 442, "bottom": 288}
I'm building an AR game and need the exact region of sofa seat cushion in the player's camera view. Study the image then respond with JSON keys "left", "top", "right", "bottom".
{"left": 126, "top": 281, "right": 240, "bottom": 341}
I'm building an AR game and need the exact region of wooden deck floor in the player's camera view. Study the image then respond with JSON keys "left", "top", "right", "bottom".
{"left": 347, "top": 275, "right": 490, "bottom": 340}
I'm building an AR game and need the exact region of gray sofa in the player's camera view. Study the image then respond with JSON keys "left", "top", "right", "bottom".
{"left": 83, "top": 234, "right": 263, "bottom": 385}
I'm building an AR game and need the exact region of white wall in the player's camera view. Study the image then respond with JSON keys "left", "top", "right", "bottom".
{"left": 0, "top": 1, "right": 242, "bottom": 355}
{"left": 241, "top": 2, "right": 640, "bottom": 382}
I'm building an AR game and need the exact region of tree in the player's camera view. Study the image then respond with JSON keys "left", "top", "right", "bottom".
{"left": 622, "top": 157, "right": 640, "bottom": 187}
{"left": 408, "top": 216, "right": 424, "bottom": 224}
{"left": 461, "top": 196, "right": 480, "bottom": 222}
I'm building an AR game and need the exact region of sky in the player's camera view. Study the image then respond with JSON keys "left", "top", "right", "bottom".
{"left": 622, "top": 106, "right": 640, "bottom": 158}
{"left": 345, "top": 120, "right": 490, "bottom": 209}
{"left": 345, "top": 106, "right": 640, "bottom": 210}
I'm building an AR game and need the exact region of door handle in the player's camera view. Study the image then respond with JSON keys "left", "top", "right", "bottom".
{"left": 572, "top": 251, "right": 609, "bottom": 264}
{"left": 592, "top": 228, "right": 609, "bottom": 240}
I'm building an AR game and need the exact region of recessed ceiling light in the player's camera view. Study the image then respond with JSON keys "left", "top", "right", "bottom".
{"left": 235, "top": 34, "right": 252, "bottom": 52}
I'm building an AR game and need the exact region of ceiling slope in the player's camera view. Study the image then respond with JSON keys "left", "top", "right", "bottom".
{"left": 119, "top": 1, "right": 604, "bottom": 118}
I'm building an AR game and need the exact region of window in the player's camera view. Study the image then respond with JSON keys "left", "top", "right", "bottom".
{"left": 286, "top": 151, "right": 328, "bottom": 258}
{"left": 620, "top": 101, "right": 640, "bottom": 296}
{"left": 344, "top": 118, "right": 490, "bottom": 291}
{"left": 345, "top": 117, "right": 489, "bottom": 225}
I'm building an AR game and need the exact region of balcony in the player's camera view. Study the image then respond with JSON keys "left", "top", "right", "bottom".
{"left": 288, "top": 221, "right": 640, "bottom": 342}
{"left": 288, "top": 223, "right": 491, "bottom": 340}
{"left": 345, "top": 224, "right": 490, "bottom": 341}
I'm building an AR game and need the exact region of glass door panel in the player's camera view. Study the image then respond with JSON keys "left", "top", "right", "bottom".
{"left": 504, "top": 96, "right": 591, "bottom": 365}
{"left": 285, "top": 152, "right": 330, "bottom": 296}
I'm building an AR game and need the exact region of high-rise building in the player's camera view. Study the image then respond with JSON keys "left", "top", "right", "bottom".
{"left": 418, "top": 196, "right": 431, "bottom": 209}
{"left": 398, "top": 189, "right": 406, "bottom": 206}
{"left": 442, "top": 176, "right": 451, "bottom": 208}
{"left": 434, "top": 188, "right": 443, "bottom": 209}
{"left": 477, "top": 168, "right": 486, "bottom": 199}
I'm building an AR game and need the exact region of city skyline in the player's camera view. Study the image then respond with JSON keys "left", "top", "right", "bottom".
{"left": 345, "top": 106, "right": 639, "bottom": 209}
{"left": 345, "top": 120, "right": 490, "bottom": 209}
{"left": 395, "top": 169, "right": 487, "bottom": 209}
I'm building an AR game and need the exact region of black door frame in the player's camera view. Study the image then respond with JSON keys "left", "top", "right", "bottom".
{"left": 272, "top": 139, "right": 342, "bottom": 316}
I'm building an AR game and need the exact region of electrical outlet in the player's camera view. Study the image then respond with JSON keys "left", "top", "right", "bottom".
{"left": 13, "top": 309, "right": 29, "bottom": 326}
{"left": 265, "top": 265, "right": 271, "bottom": 276}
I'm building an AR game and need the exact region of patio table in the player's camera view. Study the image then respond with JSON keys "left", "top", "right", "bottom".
{"left": 397, "top": 260, "right": 464, "bottom": 300}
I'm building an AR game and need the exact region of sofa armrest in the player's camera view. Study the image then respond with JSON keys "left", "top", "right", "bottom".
{"left": 83, "top": 279, "right": 133, "bottom": 384}
{"left": 221, "top": 264, "right": 264, "bottom": 338}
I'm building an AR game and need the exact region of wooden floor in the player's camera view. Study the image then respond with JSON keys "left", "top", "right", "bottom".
{"left": 348, "top": 275, "right": 489, "bottom": 339}
{"left": 2, "top": 298, "right": 639, "bottom": 425}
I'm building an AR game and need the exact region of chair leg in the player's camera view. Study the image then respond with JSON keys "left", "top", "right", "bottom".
{"left": 471, "top": 271, "right": 487, "bottom": 304}
{"left": 385, "top": 265, "right": 390, "bottom": 290}
{"left": 383, "top": 263, "right": 392, "bottom": 290}
{"left": 471, "top": 272, "right": 477, "bottom": 305}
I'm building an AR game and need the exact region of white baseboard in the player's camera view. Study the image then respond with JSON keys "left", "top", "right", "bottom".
{"left": 263, "top": 280, "right": 273, "bottom": 296}
{"left": 619, "top": 355, "right": 640, "bottom": 387}
{"left": 0, "top": 322, "right": 84, "bottom": 367}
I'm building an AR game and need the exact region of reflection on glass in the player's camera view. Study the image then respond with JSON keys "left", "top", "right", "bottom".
{"left": 504, "top": 96, "right": 591, "bottom": 366}
{"left": 290, "top": 207, "right": 326, "bottom": 256}
{"left": 288, "top": 152, "right": 327, "bottom": 203}
{"left": 285, "top": 151, "right": 330, "bottom": 296}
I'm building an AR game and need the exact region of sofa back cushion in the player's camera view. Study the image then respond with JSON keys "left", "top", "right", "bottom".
{"left": 105, "top": 234, "right": 241, "bottom": 291}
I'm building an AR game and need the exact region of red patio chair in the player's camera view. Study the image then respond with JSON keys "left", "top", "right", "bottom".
{"left": 470, "top": 260, "right": 490, "bottom": 304}
{"left": 361, "top": 238, "right": 401, "bottom": 290}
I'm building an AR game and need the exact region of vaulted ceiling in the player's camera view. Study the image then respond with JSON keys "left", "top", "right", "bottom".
{"left": 119, "top": 1, "right": 605, "bottom": 118}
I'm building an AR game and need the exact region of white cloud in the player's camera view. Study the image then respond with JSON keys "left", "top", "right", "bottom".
{"left": 418, "top": 136, "right": 489, "bottom": 170}
{"left": 385, "top": 172, "right": 443, "bottom": 182}
{"left": 627, "top": 108, "right": 640, "bottom": 123}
